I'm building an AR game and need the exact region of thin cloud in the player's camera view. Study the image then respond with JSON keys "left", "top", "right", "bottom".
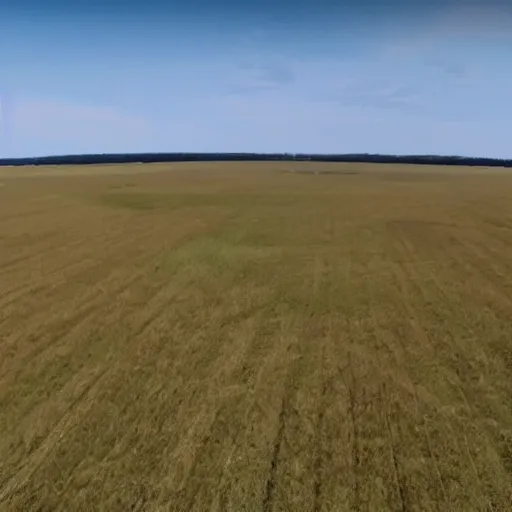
{"left": 7, "top": 97, "right": 153, "bottom": 157}
{"left": 228, "top": 57, "right": 296, "bottom": 95}
{"left": 329, "top": 82, "right": 423, "bottom": 111}
{"left": 424, "top": 58, "right": 468, "bottom": 78}
{"left": 379, "top": 2, "right": 512, "bottom": 80}
{"left": 434, "top": 3, "right": 512, "bottom": 39}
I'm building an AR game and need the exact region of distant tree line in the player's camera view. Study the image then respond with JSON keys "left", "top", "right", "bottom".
{"left": 1, "top": 153, "right": 511, "bottom": 167}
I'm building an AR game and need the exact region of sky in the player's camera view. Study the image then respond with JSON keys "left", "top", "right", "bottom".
{"left": 1, "top": 0, "right": 512, "bottom": 158}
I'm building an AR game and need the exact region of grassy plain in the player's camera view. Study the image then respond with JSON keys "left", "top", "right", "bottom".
{"left": 1, "top": 161, "right": 512, "bottom": 511}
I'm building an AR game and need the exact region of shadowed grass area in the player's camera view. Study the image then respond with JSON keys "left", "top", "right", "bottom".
{"left": 99, "top": 189, "right": 312, "bottom": 212}
{"left": 158, "top": 229, "right": 280, "bottom": 282}
{"left": 99, "top": 191, "right": 183, "bottom": 210}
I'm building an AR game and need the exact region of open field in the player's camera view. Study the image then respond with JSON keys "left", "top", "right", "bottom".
{"left": 2, "top": 161, "right": 512, "bottom": 511}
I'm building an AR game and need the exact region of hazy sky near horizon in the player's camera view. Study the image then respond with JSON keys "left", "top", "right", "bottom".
{"left": 1, "top": 0, "right": 512, "bottom": 158}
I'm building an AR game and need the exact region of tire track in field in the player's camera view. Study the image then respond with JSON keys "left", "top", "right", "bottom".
{"left": 0, "top": 224, "right": 131, "bottom": 296}
{"left": 310, "top": 226, "right": 335, "bottom": 512}
{"left": 1, "top": 208, "right": 223, "bottom": 320}
{"left": 212, "top": 322, "right": 301, "bottom": 511}
{"left": 0, "top": 217, "right": 202, "bottom": 372}
{"left": 0, "top": 206, "right": 55, "bottom": 224}
{"left": 339, "top": 351, "right": 362, "bottom": 512}
{"left": 61, "top": 272, "right": 274, "bottom": 510}
{"left": 170, "top": 312, "right": 298, "bottom": 511}
{"left": 265, "top": 221, "right": 335, "bottom": 512}
{"left": 170, "top": 345, "right": 267, "bottom": 509}
{"left": 312, "top": 345, "right": 328, "bottom": 512}
{"left": 385, "top": 222, "right": 451, "bottom": 507}
{"left": 0, "top": 240, "right": 190, "bottom": 445}
{"left": 0, "top": 365, "right": 111, "bottom": 505}
{"left": 0, "top": 277, "right": 172, "bottom": 450}
{"left": 259, "top": 326, "right": 315, "bottom": 512}
{"left": 386, "top": 221, "right": 505, "bottom": 508}
{"left": 166, "top": 295, "right": 311, "bottom": 511}
{"left": 0, "top": 232, "right": 70, "bottom": 276}
{"left": 1, "top": 249, "right": 129, "bottom": 322}
{"left": 452, "top": 235, "right": 512, "bottom": 312}
{"left": 0, "top": 220, "right": 158, "bottom": 313}
{"left": 424, "top": 229, "right": 512, "bottom": 379}
{"left": 0, "top": 252, "right": 92, "bottom": 307}
{"left": 0, "top": 205, "right": 152, "bottom": 279}
{"left": 0, "top": 269, "right": 143, "bottom": 380}
{"left": 51, "top": 287, "right": 186, "bottom": 497}
{"left": 386, "top": 226, "right": 437, "bottom": 360}
{"left": 262, "top": 388, "right": 288, "bottom": 512}
{"left": 382, "top": 383, "right": 408, "bottom": 512}
{"left": 0, "top": 283, "right": 180, "bottom": 507}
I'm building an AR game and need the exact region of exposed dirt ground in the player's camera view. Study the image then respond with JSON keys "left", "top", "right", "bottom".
{"left": 1, "top": 162, "right": 512, "bottom": 511}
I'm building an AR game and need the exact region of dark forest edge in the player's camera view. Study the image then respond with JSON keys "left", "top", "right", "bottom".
{"left": 1, "top": 153, "right": 511, "bottom": 167}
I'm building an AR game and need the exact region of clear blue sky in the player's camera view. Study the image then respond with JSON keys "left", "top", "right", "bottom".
{"left": 1, "top": 0, "right": 511, "bottom": 158}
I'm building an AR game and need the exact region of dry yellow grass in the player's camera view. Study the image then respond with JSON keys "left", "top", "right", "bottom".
{"left": 1, "top": 161, "right": 512, "bottom": 511}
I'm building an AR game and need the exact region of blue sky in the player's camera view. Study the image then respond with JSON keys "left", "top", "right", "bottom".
{"left": 1, "top": 0, "right": 512, "bottom": 158}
